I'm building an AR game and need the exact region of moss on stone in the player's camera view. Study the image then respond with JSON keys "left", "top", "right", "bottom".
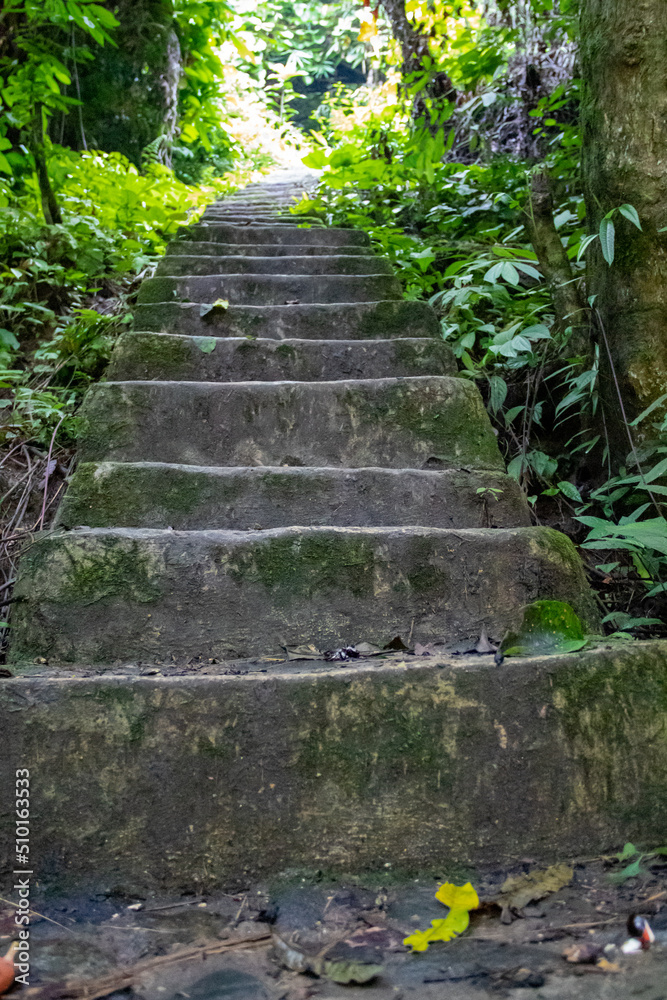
{"left": 108, "top": 334, "right": 193, "bottom": 380}
{"left": 227, "top": 532, "right": 378, "bottom": 599}
{"left": 54, "top": 536, "right": 163, "bottom": 606}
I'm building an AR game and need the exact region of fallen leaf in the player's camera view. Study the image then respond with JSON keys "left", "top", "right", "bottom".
{"left": 495, "top": 863, "right": 573, "bottom": 923}
{"left": 404, "top": 882, "right": 479, "bottom": 952}
{"left": 474, "top": 628, "right": 498, "bottom": 654}
{"left": 199, "top": 298, "right": 229, "bottom": 318}
{"left": 284, "top": 644, "right": 323, "bottom": 661}
{"left": 322, "top": 959, "right": 383, "bottom": 984}
{"left": 563, "top": 943, "right": 603, "bottom": 964}
{"left": 435, "top": 882, "right": 480, "bottom": 911}
{"left": 193, "top": 336, "right": 217, "bottom": 353}
{"left": 403, "top": 913, "right": 471, "bottom": 951}
{"left": 284, "top": 299, "right": 301, "bottom": 305}
{"left": 596, "top": 957, "right": 621, "bottom": 972}
{"left": 355, "top": 641, "right": 382, "bottom": 656}
{"left": 344, "top": 926, "right": 406, "bottom": 951}
{"left": 384, "top": 635, "right": 409, "bottom": 651}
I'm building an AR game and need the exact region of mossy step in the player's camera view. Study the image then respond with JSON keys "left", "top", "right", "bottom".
{"left": 57, "top": 462, "right": 530, "bottom": 531}
{"left": 9, "top": 525, "right": 596, "bottom": 665}
{"left": 185, "top": 224, "right": 369, "bottom": 246}
{"left": 133, "top": 300, "right": 438, "bottom": 340}
{"left": 201, "top": 211, "right": 321, "bottom": 220}
{"left": 4, "top": 641, "right": 665, "bottom": 889}
{"left": 166, "top": 241, "right": 374, "bottom": 258}
{"left": 78, "top": 376, "right": 503, "bottom": 470}
{"left": 106, "top": 333, "right": 456, "bottom": 382}
{"left": 137, "top": 273, "right": 403, "bottom": 306}
{"left": 156, "top": 254, "right": 393, "bottom": 277}
{"left": 199, "top": 215, "right": 322, "bottom": 226}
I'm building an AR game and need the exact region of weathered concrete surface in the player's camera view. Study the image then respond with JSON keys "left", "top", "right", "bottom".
{"left": 137, "top": 272, "right": 403, "bottom": 306}
{"left": 156, "top": 254, "right": 393, "bottom": 276}
{"left": 2, "top": 641, "right": 666, "bottom": 891}
{"left": 106, "top": 334, "right": 457, "bottom": 382}
{"left": 132, "top": 300, "right": 438, "bottom": 339}
{"left": 9, "top": 525, "right": 596, "bottom": 665}
{"left": 78, "top": 377, "right": 503, "bottom": 470}
{"left": 57, "top": 463, "right": 529, "bottom": 530}
{"left": 165, "top": 242, "right": 374, "bottom": 258}
{"left": 183, "top": 224, "right": 368, "bottom": 246}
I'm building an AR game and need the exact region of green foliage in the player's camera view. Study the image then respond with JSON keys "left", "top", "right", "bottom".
{"left": 0, "top": 145, "right": 229, "bottom": 444}
{"left": 606, "top": 842, "right": 667, "bottom": 884}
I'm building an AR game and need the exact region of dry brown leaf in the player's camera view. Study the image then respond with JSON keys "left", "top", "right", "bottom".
{"left": 496, "top": 863, "right": 573, "bottom": 923}
{"left": 563, "top": 942, "right": 603, "bottom": 964}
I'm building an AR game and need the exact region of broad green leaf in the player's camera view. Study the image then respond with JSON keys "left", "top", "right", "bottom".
{"left": 608, "top": 857, "right": 643, "bottom": 884}
{"left": 557, "top": 480, "right": 582, "bottom": 502}
{"left": 599, "top": 217, "right": 615, "bottom": 265}
{"left": 193, "top": 337, "right": 217, "bottom": 353}
{"left": 618, "top": 204, "right": 642, "bottom": 231}
{"left": 487, "top": 375, "right": 507, "bottom": 413}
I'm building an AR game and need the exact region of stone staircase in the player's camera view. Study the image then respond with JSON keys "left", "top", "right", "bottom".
{"left": 7, "top": 174, "right": 667, "bottom": 893}
{"left": 9, "top": 174, "right": 596, "bottom": 666}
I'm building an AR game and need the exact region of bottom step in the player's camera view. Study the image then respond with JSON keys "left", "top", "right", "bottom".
{"left": 11, "top": 525, "right": 596, "bottom": 664}
{"left": 2, "top": 641, "right": 666, "bottom": 890}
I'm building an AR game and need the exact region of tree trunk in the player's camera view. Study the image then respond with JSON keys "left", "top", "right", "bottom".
{"left": 581, "top": 0, "right": 667, "bottom": 462}
{"left": 526, "top": 171, "right": 589, "bottom": 357}
{"left": 30, "top": 106, "right": 62, "bottom": 226}
{"left": 379, "top": 0, "right": 455, "bottom": 123}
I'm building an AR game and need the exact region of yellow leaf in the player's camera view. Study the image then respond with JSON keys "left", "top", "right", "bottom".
{"left": 358, "top": 20, "right": 379, "bottom": 42}
{"left": 435, "top": 881, "right": 480, "bottom": 911}
{"left": 403, "top": 881, "right": 480, "bottom": 952}
{"left": 404, "top": 911, "right": 470, "bottom": 952}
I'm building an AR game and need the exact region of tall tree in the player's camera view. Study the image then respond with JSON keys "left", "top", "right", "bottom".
{"left": 379, "top": 0, "right": 455, "bottom": 124}
{"left": 581, "top": 0, "right": 667, "bottom": 462}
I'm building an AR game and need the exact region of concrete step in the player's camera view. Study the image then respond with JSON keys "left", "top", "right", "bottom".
{"left": 133, "top": 299, "right": 439, "bottom": 340}
{"left": 165, "top": 241, "right": 374, "bottom": 257}
{"left": 199, "top": 216, "right": 322, "bottom": 226}
{"left": 58, "top": 462, "right": 530, "bottom": 531}
{"left": 9, "top": 524, "right": 596, "bottom": 665}
{"left": 2, "top": 641, "right": 661, "bottom": 889}
{"left": 137, "top": 273, "right": 403, "bottom": 306}
{"left": 106, "top": 334, "right": 456, "bottom": 382}
{"left": 201, "top": 211, "right": 321, "bottom": 220}
{"left": 155, "top": 254, "right": 393, "bottom": 276}
{"left": 78, "top": 376, "right": 503, "bottom": 470}
{"left": 184, "top": 224, "right": 369, "bottom": 247}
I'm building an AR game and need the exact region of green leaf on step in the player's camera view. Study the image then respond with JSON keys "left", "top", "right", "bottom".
{"left": 608, "top": 857, "right": 643, "bottom": 884}
{"left": 199, "top": 298, "right": 229, "bottom": 318}
{"left": 193, "top": 337, "right": 217, "bottom": 353}
{"left": 501, "top": 600, "right": 587, "bottom": 657}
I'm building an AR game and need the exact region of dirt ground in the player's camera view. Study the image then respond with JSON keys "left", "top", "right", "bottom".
{"left": 5, "top": 854, "right": 667, "bottom": 1000}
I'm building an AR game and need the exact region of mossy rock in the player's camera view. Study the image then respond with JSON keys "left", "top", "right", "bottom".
{"left": 502, "top": 600, "right": 588, "bottom": 656}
